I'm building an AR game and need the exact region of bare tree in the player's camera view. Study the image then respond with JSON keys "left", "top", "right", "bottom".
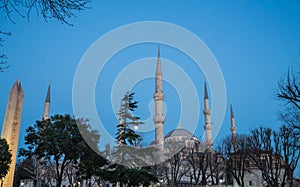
{"left": 163, "top": 151, "right": 190, "bottom": 187}
{"left": 275, "top": 66, "right": 300, "bottom": 186}
{"left": 247, "top": 127, "right": 286, "bottom": 187}
{"left": 205, "top": 148, "right": 225, "bottom": 185}
{"left": 279, "top": 125, "right": 300, "bottom": 187}
{"left": 279, "top": 104, "right": 300, "bottom": 136}
{"left": 217, "top": 134, "right": 251, "bottom": 187}
{"left": 187, "top": 145, "right": 207, "bottom": 186}
{"left": 162, "top": 141, "right": 190, "bottom": 187}
{"left": 277, "top": 67, "right": 300, "bottom": 110}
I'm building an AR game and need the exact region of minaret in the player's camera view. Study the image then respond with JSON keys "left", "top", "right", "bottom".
{"left": 43, "top": 83, "right": 50, "bottom": 120}
{"left": 153, "top": 47, "right": 165, "bottom": 152}
{"left": 37, "top": 83, "right": 51, "bottom": 185}
{"left": 1, "top": 80, "right": 24, "bottom": 187}
{"left": 230, "top": 103, "right": 237, "bottom": 151}
{"left": 203, "top": 81, "right": 213, "bottom": 148}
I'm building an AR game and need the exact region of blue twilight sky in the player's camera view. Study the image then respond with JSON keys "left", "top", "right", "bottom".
{"left": 0, "top": 0, "right": 300, "bottom": 172}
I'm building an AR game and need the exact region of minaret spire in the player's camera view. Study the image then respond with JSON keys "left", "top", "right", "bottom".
{"left": 230, "top": 103, "right": 237, "bottom": 151}
{"left": 46, "top": 83, "right": 50, "bottom": 103}
{"left": 153, "top": 46, "right": 165, "bottom": 155}
{"left": 155, "top": 46, "right": 162, "bottom": 91}
{"left": 203, "top": 81, "right": 213, "bottom": 148}
{"left": 43, "top": 83, "right": 51, "bottom": 120}
{"left": 1, "top": 80, "right": 24, "bottom": 187}
{"left": 204, "top": 80, "right": 208, "bottom": 100}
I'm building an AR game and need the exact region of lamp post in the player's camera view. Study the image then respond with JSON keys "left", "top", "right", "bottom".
{"left": 159, "top": 178, "right": 163, "bottom": 187}
{"left": 20, "top": 179, "right": 26, "bottom": 187}
{"left": 1, "top": 177, "right": 4, "bottom": 187}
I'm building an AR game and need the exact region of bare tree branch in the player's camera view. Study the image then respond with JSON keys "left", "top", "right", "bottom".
{"left": 0, "top": 0, "right": 91, "bottom": 72}
{"left": 0, "top": 31, "right": 11, "bottom": 72}
{"left": 1, "top": 0, "right": 91, "bottom": 25}
{"left": 277, "top": 66, "right": 300, "bottom": 110}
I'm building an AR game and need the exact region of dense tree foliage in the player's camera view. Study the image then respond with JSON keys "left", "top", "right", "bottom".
{"left": 19, "top": 114, "right": 104, "bottom": 187}
{"left": 106, "top": 164, "right": 156, "bottom": 187}
{"left": 76, "top": 143, "right": 108, "bottom": 186}
{"left": 0, "top": 139, "right": 12, "bottom": 182}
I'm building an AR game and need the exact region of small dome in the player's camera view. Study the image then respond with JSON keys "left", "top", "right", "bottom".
{"left": 165, "top": 128, "right": 193, "bottom": 138}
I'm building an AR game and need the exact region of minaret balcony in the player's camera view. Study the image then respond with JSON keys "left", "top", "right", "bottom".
{"left": 204, "top": 124, "right": 212, "bottom": 130}
{"left": 203, "top": 109, "right": 211, "bottom": 115}
{"left": 153, "top": 115, "right": 165, "bottom": 123}
{"left": 153, "top": 92, "right": 164, "bottom": 100}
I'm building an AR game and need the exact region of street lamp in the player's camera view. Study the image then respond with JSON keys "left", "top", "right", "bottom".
{"left": 159, "top": 178, "right": 164, "bottom": 187}
{"left": 0, "top": 177, "right": 4, "bottom": 187}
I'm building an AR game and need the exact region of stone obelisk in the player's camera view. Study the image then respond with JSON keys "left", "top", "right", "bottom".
{"left": 1, "top": 80, "right": 24, "bottom": 187}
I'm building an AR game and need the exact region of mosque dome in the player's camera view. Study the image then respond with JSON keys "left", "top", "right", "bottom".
{"left": 165, "top": 128, "right": 194, "bottom": 139}
{"left": 164, "top": 122, "right": 199, "bottom": 146}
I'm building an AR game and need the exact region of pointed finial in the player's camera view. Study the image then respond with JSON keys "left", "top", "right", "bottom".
{"left": 45, "top": 82, "right": 51, "bottom": 103}
{"left": 204, "top": 80, "right": 209, "bottom": 99}
{"left": 230, "top": 102, "right": 234, "bottom": 119}
{"left": 156, "top": 46, "right": 162, "bottom": 75}
{"left": 158, "top": 46, "right": 160, "bottom": 58}
{"left": 177, "top": 120, "right": 182, "bottom": 129}
{"left": 11, "top": 79, "right": 23, "bottom": 92}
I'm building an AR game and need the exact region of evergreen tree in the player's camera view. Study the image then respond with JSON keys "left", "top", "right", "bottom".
{"left": 117, "top": 92, "right": 144, "bottom": 146}
{"left": 111, "top": 92, "right": 157, "bottom": 187}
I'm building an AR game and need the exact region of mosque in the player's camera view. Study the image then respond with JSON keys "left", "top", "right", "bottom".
{"left": 2, "top": 47, "right": 267, "bottom": 187}
{"left": 149, "top": 46, "right": 237, "bottom": 151}
{"left": 148, "top": 48, "right": 288, "bottom": 187}
{"left": 148, "top": 47, "right": 236, "bottom": 186}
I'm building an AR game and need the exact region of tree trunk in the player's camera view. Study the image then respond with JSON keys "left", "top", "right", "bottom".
{"left": 56, "top": 181, "right": 62, "bottom": 187}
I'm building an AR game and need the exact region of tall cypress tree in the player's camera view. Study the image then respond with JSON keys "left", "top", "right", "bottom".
{"left": 111, "top": 92, "right": 157, "bottom": 187}
{"left": 116, "top": 92, "right": 144, "bottom": 146}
